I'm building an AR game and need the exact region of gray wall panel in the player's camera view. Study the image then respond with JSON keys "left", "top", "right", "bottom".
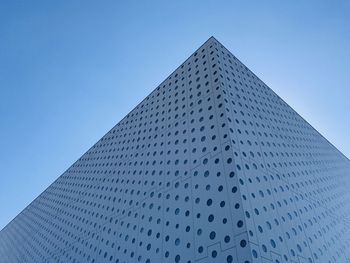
{"left": 1, "top": 37, "right": 349, "bottom": 263}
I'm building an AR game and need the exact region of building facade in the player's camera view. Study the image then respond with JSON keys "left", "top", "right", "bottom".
{"left": 1, "top": 37, "right": 350, "bottom": 263}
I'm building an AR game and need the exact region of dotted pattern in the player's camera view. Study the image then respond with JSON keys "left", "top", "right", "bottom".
{"left": 0, "top": 37, "right": 350, "bottom": 263}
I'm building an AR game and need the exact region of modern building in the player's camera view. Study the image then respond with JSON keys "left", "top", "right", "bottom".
{"left": 1, "top": 37, "right": 350, "bottom": 263}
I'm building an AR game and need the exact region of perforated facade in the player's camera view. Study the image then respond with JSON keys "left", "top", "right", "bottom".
{"left": 1, "top": 37, "right": 350, "bottom": 263}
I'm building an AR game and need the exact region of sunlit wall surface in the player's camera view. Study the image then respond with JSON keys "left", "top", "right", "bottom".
{"left": 1, "top": 37, "right": 350, "bottom": 263}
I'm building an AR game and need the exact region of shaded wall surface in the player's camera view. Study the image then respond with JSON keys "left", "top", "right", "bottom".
{"left": 1, "top": 37, "right": 350, "bottom": 263}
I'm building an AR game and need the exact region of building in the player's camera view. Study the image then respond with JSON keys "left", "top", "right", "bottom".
{"left": 1, "top": 37, "right": 350, "bottom": 263}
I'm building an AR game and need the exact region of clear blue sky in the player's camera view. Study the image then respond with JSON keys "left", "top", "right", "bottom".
{"left": 0, "top": 1, "right": 349, "bottom": 230}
